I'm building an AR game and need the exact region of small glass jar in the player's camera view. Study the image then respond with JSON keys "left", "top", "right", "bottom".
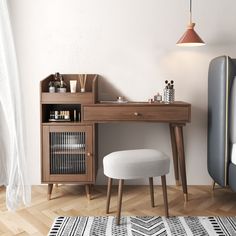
{"left": 49, "top": 86, "right": 55, "bottom": 93}
{"left": 48, "top": 80, "right": 55, "bottom": 93}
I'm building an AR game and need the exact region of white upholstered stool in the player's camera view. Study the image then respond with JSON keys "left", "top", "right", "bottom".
{"left": 103, "top": 149, "right": 170, "bottom": 225}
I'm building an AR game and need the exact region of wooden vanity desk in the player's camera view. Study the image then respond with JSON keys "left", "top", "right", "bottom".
{"left": 40, "top": 75, "right": 191, "bottom": 202}
{"left": 82, "top": 101, "right": 191, "bottom": 201}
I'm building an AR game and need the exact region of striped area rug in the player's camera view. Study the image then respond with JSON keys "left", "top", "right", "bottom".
{"left": 48, "top": 216, "right": 236, "bottom": 236}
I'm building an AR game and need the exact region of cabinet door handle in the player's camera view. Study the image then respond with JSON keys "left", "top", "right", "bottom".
{"left": 87, "top": 152, "right": 92, "bottom": 157}
{"left": 134, "top": 112, "right": 139, "bottom": 116}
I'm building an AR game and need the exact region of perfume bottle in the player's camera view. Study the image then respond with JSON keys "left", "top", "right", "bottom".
{"left": 58, "top": 75, "right": 67, "bottom": 93}
{"left": 55, "top": 111, "right": 59, "bottom": 119}
{"left": 154, "top": 92, "right": 162, "bottom": 102}
{"left": 54, "top": 72, "right": 61, "bottom": 91}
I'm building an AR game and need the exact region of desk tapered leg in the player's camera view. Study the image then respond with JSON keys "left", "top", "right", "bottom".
{"left": 169, "top": 124, "right": 180, "bottom": 186}
{"left": 174, "top": 125, "right": 188, "bottom": 202}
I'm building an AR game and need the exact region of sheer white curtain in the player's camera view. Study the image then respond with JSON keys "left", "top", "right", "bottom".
{"left": 0, "top": 0, "right": 31, "bottom": 210}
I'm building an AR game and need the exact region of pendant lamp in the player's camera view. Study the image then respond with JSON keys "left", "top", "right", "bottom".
{"left": 176, "top": 0, "right": 205, "bottom": 46}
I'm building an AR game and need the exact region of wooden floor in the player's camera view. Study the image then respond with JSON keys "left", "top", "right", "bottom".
{"left": 0, "top": 184, "right": 236, "bottom": 235}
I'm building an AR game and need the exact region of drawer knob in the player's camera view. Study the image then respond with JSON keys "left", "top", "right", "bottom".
{"left": 87, "top": 152, "right": 92, "bottom": 157}
{"left": 134, "top": 112, "right": 139, "bottom": 116}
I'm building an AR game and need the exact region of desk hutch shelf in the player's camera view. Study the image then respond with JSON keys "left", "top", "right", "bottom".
{"left": 40, "top": 74, "right": 98, "bottom": 200}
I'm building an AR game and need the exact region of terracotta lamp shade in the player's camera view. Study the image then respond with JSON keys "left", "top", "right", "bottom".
{"left": 177, "top": 23, "right": 205, "bottom": 47}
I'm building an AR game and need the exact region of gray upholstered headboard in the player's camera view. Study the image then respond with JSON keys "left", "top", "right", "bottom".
{"left": 208, "top": 56, "right": 236, "bottom": 187}
{"left": 230, "top": 74, "right": 236, "bottom": 145}
{"left": 228, "top": 64, "right": 236, "bottom": 191}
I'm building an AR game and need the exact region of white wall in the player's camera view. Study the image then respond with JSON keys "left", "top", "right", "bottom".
{"left": 8, "top": 0, "right": 236, "bottom": 185}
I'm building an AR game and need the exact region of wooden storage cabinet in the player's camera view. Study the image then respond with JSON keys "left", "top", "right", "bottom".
{"left": 42, "top": 125, "right": 93, "bottom": 183}
{"left": 40, "top": 74, "right": 98, "bottom": 200}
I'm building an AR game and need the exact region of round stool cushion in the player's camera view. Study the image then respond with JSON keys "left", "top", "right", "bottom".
{"left": 103, "top": 149, "right": 170, "bottom": 179}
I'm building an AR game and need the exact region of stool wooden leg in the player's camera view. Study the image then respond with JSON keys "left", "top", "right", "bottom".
{"left": 117, "top": 179, "right": 124, "bottom": 225}
{"left": 161, "top": 175, "right": 169, "bottom": 218}
{"left": 149, "top": 177, "right": 155, "bottom": 207}
{"left": 106, "top": 178, "right": 113, "bottom": 214}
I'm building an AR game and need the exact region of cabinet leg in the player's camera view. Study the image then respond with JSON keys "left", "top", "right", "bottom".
{"left": 48, "top": 184, "right": 53, "bottom": 200}
{"left": 169, "top": 124, "right": 180, "bottom": 186}
{"left": 174, "top": 125, "right": 188, "bottom": 202}
{"left": 85, "top": 184, "right": 91, "bottom": 200}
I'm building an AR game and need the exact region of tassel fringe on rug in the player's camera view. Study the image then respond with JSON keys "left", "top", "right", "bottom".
{"left": 48, "top": 216, "right": 236, "bottom": 236}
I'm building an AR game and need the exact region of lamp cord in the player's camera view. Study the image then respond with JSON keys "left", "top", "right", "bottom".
{"left": 189, "top": 0, "right": 192, "bottom": 24}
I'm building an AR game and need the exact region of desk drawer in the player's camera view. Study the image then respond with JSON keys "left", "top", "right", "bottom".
{"left": 83, "top": 104, "right": 191, "bottom": 123}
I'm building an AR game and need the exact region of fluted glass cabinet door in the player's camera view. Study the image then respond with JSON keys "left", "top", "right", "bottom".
{"left": 42, "top": 125, "right": 93, "bottom": 182}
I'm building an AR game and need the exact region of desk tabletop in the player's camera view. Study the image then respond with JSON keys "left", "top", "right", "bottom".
{"left": 94, "top": 101, "right": 191, "bottom": 106}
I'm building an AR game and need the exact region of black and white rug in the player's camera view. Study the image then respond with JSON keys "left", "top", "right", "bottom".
{"left": 48, "top": 216, "right": 236, "bottom": 236}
